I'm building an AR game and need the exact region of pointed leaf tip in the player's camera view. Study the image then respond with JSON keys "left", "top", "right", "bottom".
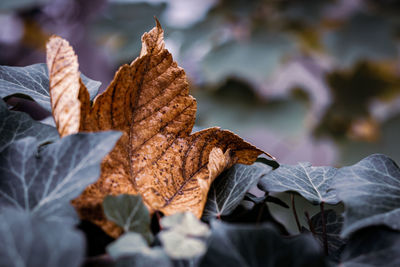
{"left": 139, "top": 19, "right": 165, "bottom": 57}
{"left": 154, "top": 16, "right": 161, "bottom": 28}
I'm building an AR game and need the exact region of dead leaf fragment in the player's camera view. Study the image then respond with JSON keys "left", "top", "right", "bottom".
{"left": 46, "top": 20, "right": 270, "bottom": 237}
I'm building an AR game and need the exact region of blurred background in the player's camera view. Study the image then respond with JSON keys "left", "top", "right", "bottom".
{"left": 1, "top": 0, "right": 400, "bottom": 167}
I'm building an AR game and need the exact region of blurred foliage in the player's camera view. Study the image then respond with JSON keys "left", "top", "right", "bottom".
{"left": 1, "top": 0, "right": 400, "bottom": 165}
{"left": 90, "top": 2, "right": 166, "bottom": 64}
{"left": 316, "top": 61, "right": 400, "bottom": 140}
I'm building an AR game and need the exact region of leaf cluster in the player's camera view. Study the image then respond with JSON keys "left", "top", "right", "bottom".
{"left": 1, "top": 23, "right": 400, "bottom": 267}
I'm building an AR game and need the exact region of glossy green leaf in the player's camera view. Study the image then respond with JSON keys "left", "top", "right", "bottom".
{"left": 310, "top": 210, "right": 346, "bottom": 262}
{"left": 334, "top": 154, "right": 400, "bottom": 237}
{"left": 0, "top": 131, "right": 121, "bottom": 224}
{"left": 258, "top": 162, "right": 339, "bottom": 205}
{"left": 203, "top": 163, "right": 272, "bottom": 220}
{"left": 0, "top": 98, "right": 58, "bottom": 152}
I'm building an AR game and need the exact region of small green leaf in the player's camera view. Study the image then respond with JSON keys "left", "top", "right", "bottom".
{"left": 159, "top": 212, "right": 210, "bottom": 259}
{"left": 258, "top": 162, "right": 339, "bottom": 205}
{"left": 0, "top": 98, "right": 58, "bottom": 152}
{"left": 203, "top": 163, "right": 272, "bottom": 220}
{"left": 0, "top": 131, "right": 121, "bottom": 224}
{"left": 0, "top": 208, "right": 85, "bottom": 267}
{"left": 199, "top": 221, "right": 327, "bottom": 267}
{"left": 107, "top": 232, "right": 171, "bottom": 267}
{"left": 103, "top": 194, "right": 152, "bottom": 243}
{"left": 334, "top": 154, "right": 400, "bottom": 237}
{"left": 0, "top": 63, "right": 101, "bottom": 111}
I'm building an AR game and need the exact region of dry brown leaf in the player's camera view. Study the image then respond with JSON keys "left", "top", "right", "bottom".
{"left": 46, "top": 20, "right": 271, "bottom": 237}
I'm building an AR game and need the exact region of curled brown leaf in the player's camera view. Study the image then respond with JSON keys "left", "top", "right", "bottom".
{"left": 46, "top": 20, "right": 271, "bottom": 237}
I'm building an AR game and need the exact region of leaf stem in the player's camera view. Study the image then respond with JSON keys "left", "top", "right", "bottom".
{"left": 304, "top": 211, "right": 316, "bottom": 235}
{"left": 156, "top": 211, "right": 163, "bottom": 230}
{"left": 256, "top": 203, "right": 265, "bottom": 225}
{"left": 291, "top": 194, "right": 301, "bottom": 232}
{"left": 320, "top": 202, "right": 328, "bottom": 256}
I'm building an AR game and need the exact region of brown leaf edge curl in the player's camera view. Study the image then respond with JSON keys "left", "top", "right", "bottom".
{"left": 46, "top": 20, "right": 274, "bottom": 238}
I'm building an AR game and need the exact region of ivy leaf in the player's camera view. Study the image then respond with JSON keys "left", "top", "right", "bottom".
{"left": 0, "top": 131, "right": 121, "bottom": 224}
{"left": 203, "top": 163, "right": 272, "bottom": 220}
{"left": 0, "top": 208, "right": 85, "bottom": 267}
{"left": 107, "top": 232, "right": 171, "bottom": 267}
{"left": 340, "top": 227, "right": 400, "bottom": 267}
{"left": 0, "top": 63, "right": 101, "bottom": 111}
{"left": 310, "top": 210, "right": 347, "bottom": 262}
{"left": 159, "top": 212, "right": 210, "bottom": 259}
{"left": 0, "top": 98, "right": 58, "bottom": 152}
{"left": 81, "top": 75, "right": 102, "bottom": 98}
{"left": 103, "top": 194, "right": 153, "bottom": 242}
{"left": 333, "top": 154, "right": 400, "bottom": 237}
{"left": 46, "top": 21, "right": 270, "bottom": 237}
{"left": 199, "top": 221, "right": 327, "bottom": 267}
{"left": 258, "top": 162, "right": 339, "bottom": 205}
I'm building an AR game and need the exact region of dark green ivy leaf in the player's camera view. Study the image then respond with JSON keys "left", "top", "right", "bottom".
{"left": 0, "top": 208, "right": 85, "bottom": 267}
{"left": 199, "top": 221, "right": 327, "bottom": 267}
{"left": 0, "top": 98, "right": 58, "bottom": 152}
{"left": 203, "top": 163, "right": 272, "bottom": 220}
{"left": 258, "top": 162, "right": 339, "bottom": 205}
{"left": 333, "top": 154, "right": 400, "bottom": 237}
{"left": 340, "top": 226, "right": 400, "bottom": 267}
{"left": 0, "top": 131, "right": 121, "bottom": 224}
{"left": 310, "top": 210, "right": 347, "bottom": 262}
{"left": 103, "top": 194, "right": 153, "bottom": 243}
{"left": 0, "top": 63, "right": 101, "bottom": 111}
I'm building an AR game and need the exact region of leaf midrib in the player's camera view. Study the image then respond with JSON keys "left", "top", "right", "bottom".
{"left": 299, "top": 163, "right": 323, "bottom": 202}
